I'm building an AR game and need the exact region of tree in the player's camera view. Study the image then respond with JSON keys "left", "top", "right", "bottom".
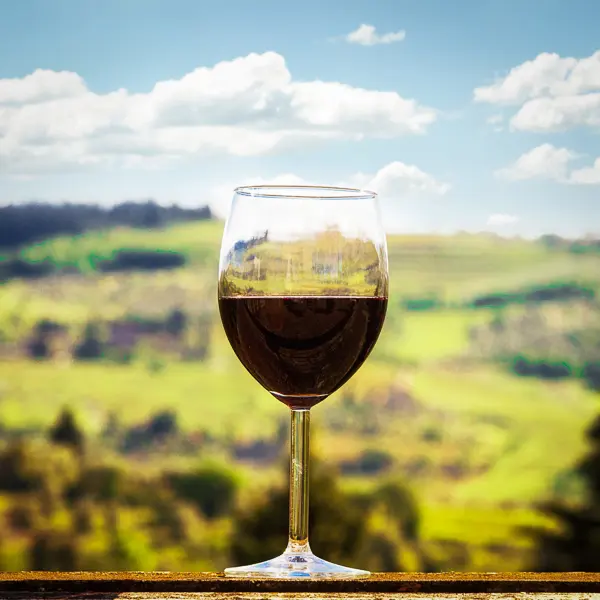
{"left": 167, "top": 463, "right": 239, "bottom": 519}
{"left": 147, "top": 410, "right": 178, "bottom": 439}
{"left": 0, "top": 442, "right": 39, "bottom": 492}
{"left": 49, "top": 407, "right": 85, "bottom": 455}
{"left": 0, "top": 201, "right": 212, "bottom": 251}
{"left": 530, "top": 414, "right": 600, "bottom": 570}
{"left": 73, "top": 323, "right": 104, "bottom": 360}
{"left": 27, "top": 336, "right": 50, "bottom": 360}
{"left": 375, "top": 479, "right": 420, "bottom": 541}
{"left": 165, "top": 308, "right": 187, "bottom": 337}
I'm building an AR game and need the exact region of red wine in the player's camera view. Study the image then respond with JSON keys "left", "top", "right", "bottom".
{"left": 218, "top": 296, "right": 387, "bottom": 409}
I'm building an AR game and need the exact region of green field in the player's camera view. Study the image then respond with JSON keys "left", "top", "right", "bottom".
{"left": 0, "top": 219, "right": 599, "bottom": 571}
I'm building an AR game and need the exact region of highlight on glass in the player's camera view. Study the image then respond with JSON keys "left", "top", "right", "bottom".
{"left": 217, "top": 185, "right": 389, "bottom": 578}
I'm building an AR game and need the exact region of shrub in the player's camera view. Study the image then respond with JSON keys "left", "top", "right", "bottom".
{"left": 511, "top": 355, "right": 573, "bottom": 380}
{"left": 122, "top": 410, "right": 179, "bottom": 452}
{"left": 0, "top": 259, "right": 55, "bottom": 281}
{"left": 98, "top": 250, "right": 186, "bottom": 272}
{"left": 340, "top": 449, "right": 394, "bottom": 475}
{"left": 401, "top": 297, "right": 443, "bottom": 311}
{"left": 167, "top": 463, "right": 239, "bottom": 519}
{"left": 49, "top": 407, "right": 85, "bottom": 455}
{"left": 583, "top": 362, "right": 600, "bottom": 392}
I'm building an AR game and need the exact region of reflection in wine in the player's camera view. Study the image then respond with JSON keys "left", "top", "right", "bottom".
{"left": 219, "top": 296, "right": 387, "bottom": 409}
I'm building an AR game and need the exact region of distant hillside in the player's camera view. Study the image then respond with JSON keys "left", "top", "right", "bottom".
{"left": 0, "top": 219, "right": 224, "bottom": 282}
{"left": 0, "top": 201, "right": 213, "bottom": 249}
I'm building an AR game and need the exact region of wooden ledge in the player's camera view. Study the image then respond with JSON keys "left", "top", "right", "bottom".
{"left": 0, "top": 572, "right": 599, "bottom": 595}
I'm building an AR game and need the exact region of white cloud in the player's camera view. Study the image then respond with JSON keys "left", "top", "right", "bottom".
{"left": 570, "top": 158, "right": 600, "bottom": 184}
{"left": 0, "top": 69, "right": 87, "bottom": 105}
{"left": 497, "top": 143, "right": 600, "bottom": 185}
{"left": 487, "top": 214, "right": 519, "bottom": 226}
{"left": 511, "top": 93, "right": 600, "bottom": 132}
{"left": 289, "top": 81, "right": 432, "bottom": 135}
{"left": 345, "top": 24, "right": 406, "bottom": 46}
{"left": 362, "top": 161, "right": 450, "bottom": 196}
{"left": 0, "top": 52, "right": 435, "bottom": 174}
{"left": 496, "top": 144, "right": 577, "bottom": 181}
{"left": 209, "top": 161, "right": 449, "bottom": 218}
{"left": 474, "top": 50, "right": 600, "bottom": 132}
{"left": 475, "top": 52, "right": 580, "bottom": 105}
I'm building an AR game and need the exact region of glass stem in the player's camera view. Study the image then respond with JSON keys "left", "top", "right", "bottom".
{"left": 287, "top": 408, "right": 310, "bottom": 553}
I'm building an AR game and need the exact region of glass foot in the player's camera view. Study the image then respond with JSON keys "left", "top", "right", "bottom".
{"left": 224, "top": 549, "right": 370, "bottom": 579}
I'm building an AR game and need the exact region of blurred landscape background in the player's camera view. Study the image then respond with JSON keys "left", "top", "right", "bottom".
{"left": 2, "top": 0, "right": 600, "bottom": 575}
{"left": 0, "top": 200, "right": 599, "bottom": 572}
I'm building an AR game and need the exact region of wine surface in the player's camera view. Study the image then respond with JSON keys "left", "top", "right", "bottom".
{"left": 218, "top": 296, "right": 387, "bottom": 409}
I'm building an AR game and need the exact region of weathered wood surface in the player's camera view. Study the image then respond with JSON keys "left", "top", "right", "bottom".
{"left": 0, "top": 595, "right": 597, "bottom": 600}
{"left": 0, "top": 572, "right": 599, "bottom": 599}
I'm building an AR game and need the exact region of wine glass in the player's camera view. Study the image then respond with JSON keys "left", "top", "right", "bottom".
{"left": 218, "top": 185, "right": 389, "bottom": 579}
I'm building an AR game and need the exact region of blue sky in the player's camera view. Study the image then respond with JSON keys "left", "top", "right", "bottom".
{"left": 0, "top": 0, "right": 599, "bottom": 237}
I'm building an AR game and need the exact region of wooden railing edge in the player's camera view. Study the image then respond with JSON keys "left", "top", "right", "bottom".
{"left": 0, "top": 572, "right": 599, "bottom": 594}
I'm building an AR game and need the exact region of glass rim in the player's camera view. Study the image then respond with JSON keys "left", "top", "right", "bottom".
{"left": 234, "top": 184, "right": 377, "bottom": 200}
